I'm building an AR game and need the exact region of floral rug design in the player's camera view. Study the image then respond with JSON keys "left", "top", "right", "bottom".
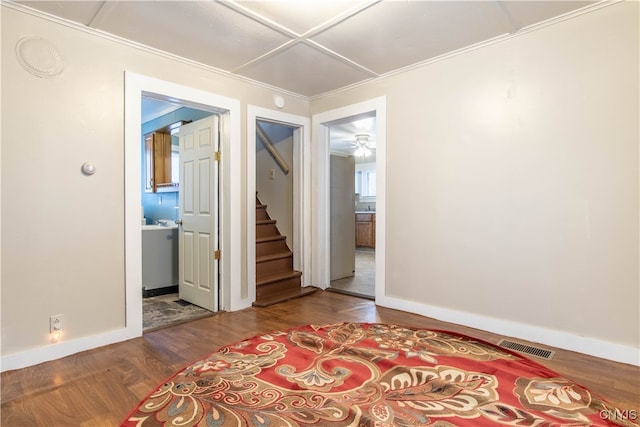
{"left": 122, "top": 323, "right": 635, "bottom": 426}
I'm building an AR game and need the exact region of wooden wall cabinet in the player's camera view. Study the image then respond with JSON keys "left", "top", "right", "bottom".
{"left": 144, "top": 131, "right": 177, "bottom": 193}
{"left": 355, "top": 213, "right": 375, "bottom": 248}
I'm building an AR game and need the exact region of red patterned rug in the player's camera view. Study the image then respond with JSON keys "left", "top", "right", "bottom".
{"left": 122, "top": 323, "right": 635, "bottom": 426}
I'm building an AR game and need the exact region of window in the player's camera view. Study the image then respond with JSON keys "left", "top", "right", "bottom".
{"left": 356, "top": 170, "right": 376, "bottom": 198}
{"left": 171, "top": 148, "right": 179, "bottom": 184}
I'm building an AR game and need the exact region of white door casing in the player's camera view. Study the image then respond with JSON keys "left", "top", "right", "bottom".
{"left": 179, "top": 115, "right": 219, "bottom": 312}
{"left": 311, "top": 97, "right": 386, "bottom": 298}
{"left": 247, "top": 106, "right": 310, "bottom": 304}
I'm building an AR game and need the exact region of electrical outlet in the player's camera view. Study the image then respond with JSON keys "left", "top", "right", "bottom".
{"left": 50, "top": 314, "right": 63, "bottom": 334}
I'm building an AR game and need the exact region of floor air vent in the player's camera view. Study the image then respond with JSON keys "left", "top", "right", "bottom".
{"left": 498, "top": 339, "right": 555, "bottom": 360}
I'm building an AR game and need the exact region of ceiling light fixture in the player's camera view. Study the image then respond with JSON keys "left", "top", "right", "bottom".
{"left": 353, "top": 134, "right": 372, "bottom": 157}
{"left": 273, "top": 95, "right": 285, "bottom": 109}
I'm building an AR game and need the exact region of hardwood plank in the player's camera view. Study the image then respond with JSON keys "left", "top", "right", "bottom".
{"left": 2, "top": 291, "right": 638, "bottom": 426}
{"left": 253, "top": 285, "right": 317, "bottom": 307}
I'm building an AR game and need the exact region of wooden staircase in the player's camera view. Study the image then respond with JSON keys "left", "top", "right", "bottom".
{"left": 254, "top": 196, "right": 316, "bottom": 307}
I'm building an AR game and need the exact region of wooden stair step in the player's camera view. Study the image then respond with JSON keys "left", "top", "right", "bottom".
{"left": 256, "top": 206, "right": 270, "bottom": 220}
{"left": 257, "top": 219, "right": 276, "bottom": 225}
{"left": 256, "top": 221, "right": 280, "bottom": 238}
{"left": 252, "top": 286, "right": 318, "bottom": 308}
{"left": 256, "top": 235, "right": 289, "bottom": 257}
{"left": 257, "top": 270, "right": 302, "bottom": 286}
{"left": 256, "top": 251, "right": 294, "bottom": 277}
{"left": 256, "top": 272, "right": 302, "bottom": 298}
{"left": 256, "top": 235, "right": 286, "bottom": 243}
{"left": 257, "top": 251, "right": 292, "bottom": 263}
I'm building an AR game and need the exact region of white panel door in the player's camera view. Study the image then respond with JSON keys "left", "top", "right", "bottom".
{"left": 178, "top": 115, "right": 219, "bottom": 312}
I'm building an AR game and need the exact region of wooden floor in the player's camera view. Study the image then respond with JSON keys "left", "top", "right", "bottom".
{"left": 2, "top": 291, "right": 638, "bottom": 426}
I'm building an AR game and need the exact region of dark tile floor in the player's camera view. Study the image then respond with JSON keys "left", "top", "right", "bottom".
{"left": 143, "top": 293, "right": 214, "bottom": 331}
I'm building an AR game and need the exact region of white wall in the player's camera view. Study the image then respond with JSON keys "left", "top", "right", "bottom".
{"left": 2, "top": 1, "right": 637, "bottom": 367}
{"left": 311, "top": 2, "right": 639, "bottom": 362}
{"left": 0, "top": 5, "right": 308, "bottom": 361}
{"left": 256, "top": 127, "right": 294, "bottom": 247}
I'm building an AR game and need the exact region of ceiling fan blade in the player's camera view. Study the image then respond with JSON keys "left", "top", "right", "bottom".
{"left": 329, "top": 128, "right": 355, "bottom": 141}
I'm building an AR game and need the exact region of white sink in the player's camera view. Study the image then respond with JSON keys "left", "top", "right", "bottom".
{"left": 142, "top": 224, "right": 178, "bottom": 231}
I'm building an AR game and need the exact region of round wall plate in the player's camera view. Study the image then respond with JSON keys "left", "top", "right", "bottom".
{"left": 16, "top": 36, "right": 63, "bottom": 78}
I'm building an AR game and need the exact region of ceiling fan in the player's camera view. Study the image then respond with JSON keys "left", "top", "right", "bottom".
{"left": 329, "top": 116, "right": 377, "bottom": 158}
{"left": 330, "top": 128, "right": 377, "bottom": 158}
{"left": 351, "top": 134, "right": 375, "bottom": 158}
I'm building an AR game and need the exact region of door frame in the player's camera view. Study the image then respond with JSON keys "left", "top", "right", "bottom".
{"left": 125, "top": 72, "right": 245, "bottom": 338}
{"left": 247, "top": 106, "right": 311, "bottom": 301}
{"left": 311, "top": 97, "right": 387, "bottom": 300}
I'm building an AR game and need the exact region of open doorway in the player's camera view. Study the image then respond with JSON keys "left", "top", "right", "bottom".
{"left": 310, "top": 96, "right": 386, "bottom": 300}
{"left": 140, "top": 96, "right": 218, "bottom": 330}
{"left": 255, "top": 120, "right": 295, "bottom": 252}
{"left": 125, "top": 72, "right": 246, "bottom": 340}
{"left": 328, "top": 115, "right": 376, "bottom": 299}
{"left": 253, "top": 120, "right": 316, "bottom": 306}
{"left": 247, "top": 106, "right": 311, "bottom": 306}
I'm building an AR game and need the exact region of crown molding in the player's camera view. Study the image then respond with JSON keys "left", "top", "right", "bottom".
{"left": 309, "top": 0, "right": 621, "bottom": 100}
{"left": 2, "top": 1, "right": 308, "bottom": 101}
{"left": 3, "top": 0, "right": 622, "bottom": 102}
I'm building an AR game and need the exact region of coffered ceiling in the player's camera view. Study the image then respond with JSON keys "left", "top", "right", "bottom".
{"left": 15, "top": 0, "right": 596, "bottom": 98}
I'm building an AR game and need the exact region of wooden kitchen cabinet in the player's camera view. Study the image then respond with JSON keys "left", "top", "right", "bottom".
{"left": 355, "top": 213, "right": 375, "bottom": 248}
{"left": 144, "top": 131, "right": 175, "bottom": 193}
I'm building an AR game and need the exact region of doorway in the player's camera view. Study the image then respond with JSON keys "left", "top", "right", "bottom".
{"left": 255, "top": 120, "right": 295, "bottom": 253}
{"left": 247, "top": 106, "right": 311, "bottom": 304}
{"left": 125, "top": 72, "right": 244, "bottom": 339}
{"left": 310, "top": 97, "right": 386, "bottom": 299}
{"left": 328, "top": 115, "right": 377, "bottom": 299}
{"left": 140, "top": 97, "right": 217, "bottom": 330}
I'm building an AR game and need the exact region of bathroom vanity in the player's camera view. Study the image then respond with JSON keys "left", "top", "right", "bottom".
{"left": 142, "top": 224, "right": 179, "bottom": 297}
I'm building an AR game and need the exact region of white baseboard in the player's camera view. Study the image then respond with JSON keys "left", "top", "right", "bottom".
{"left": 1, "top": 327, "right": 137, "bottom": 372}
{"left": 4, "top": 296, "right": 637, "bottom": 371}
{"left": 376, "top": 295, "right": 639, "bottom": 366}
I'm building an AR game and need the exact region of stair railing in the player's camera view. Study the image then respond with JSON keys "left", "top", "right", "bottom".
{"left": 256, "top": 123, "right": 290, "bottom": 174}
